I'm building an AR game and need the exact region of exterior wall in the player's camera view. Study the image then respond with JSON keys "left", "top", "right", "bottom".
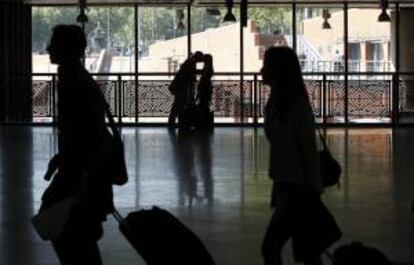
{"left": 144, "top": 20, "right": 278, "bottom": 74}
{"left": 302, "top": 8, "right": 391, "bottom": 61}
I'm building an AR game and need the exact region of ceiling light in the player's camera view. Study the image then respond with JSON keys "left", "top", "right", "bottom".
{"left": 76, "top": 0, "right": 88, "bottom": 23}
{"left": 322, "top": 20, "right": 331, "bottom": 29}
{"left": 176, "top": 9, "right": 185, "bottom": 30}
{"left": 378, "top": 0, "right": 391, "bottom": 22}
{"left": 322, "top": 9, "right": 331, "bottom": 30}
{"left": 223, "top": 0, "right": 236, "bottom": 23}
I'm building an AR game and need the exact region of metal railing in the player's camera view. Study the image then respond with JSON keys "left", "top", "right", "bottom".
{"left": 32, "top": 72, "right": 414, "bottom": 125}
{"left": 300, "top": 60, "right": 394, "bottom": 74}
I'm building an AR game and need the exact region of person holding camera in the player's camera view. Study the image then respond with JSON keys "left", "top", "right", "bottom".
{"left": 196, "top": 54, "right": 214, "bottom": 128}
{"left": 168, "top": 51, "right": 204, "bottom": 128}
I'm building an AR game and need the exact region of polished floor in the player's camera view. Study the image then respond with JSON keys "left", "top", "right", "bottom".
{"left": 0, "top": 126, "right": 413, "bottom": 265}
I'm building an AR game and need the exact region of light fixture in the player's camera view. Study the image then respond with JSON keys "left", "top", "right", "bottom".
{"left": 223, "top": 0, "right": 237, "bottom": 23}
{"left": 322, "top": 9, "right": 331, "bottom": 30}
{"left": 176, "top": 9, "right": 185, "bottom": 31}
{"left": 76, "top": 0, "right": 88, "bottom": 23}
{"left": 378, "top": 0, "right": 391, "bottom": 22}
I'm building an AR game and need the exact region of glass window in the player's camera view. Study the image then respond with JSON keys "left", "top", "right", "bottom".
{"left": 296, "top": 5, "right": 344, "bottom": 73}
{"left": 191, "top": 6, "right": 240, "bottom": 73}
{"left": 245, "top": 5, "right": 293, "bottom": 73}
{"left": 84, "top": 6, "right": 135, "bottom": 75}
{"left": 32, "top": 7, "right": 78, "bottom": 74}
{"left": 137, "top": 6, "right": 188, "bottom": 74}
{"left": 347, "top": 5, "right": 393, "bottom": 124}
{"left": 348, "top": 6, "right": 393, "bottom": 74}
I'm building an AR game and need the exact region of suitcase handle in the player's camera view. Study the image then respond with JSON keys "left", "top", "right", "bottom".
{"left": 112, "top": 209, "right": 124, "bottom": 224}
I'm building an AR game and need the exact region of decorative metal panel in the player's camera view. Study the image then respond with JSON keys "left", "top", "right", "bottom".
{"left": 211, "top": 81, "right": 252, "bottom": 118}
{"left": 305, "top": 80, "right": 322, "bottom": 117}
{"left": 122, "top": 81, "right": 136, "bottom": 117}
{"left": 328, "top": 80, "right": 391, "bottom": 117}
{"left": 32, "top": 80, "right": 52, "bottom": 117}
{"left": 137, "top": 81, "right": 172, "bottom": 117}
{"left": 96, "top": 80, "right": 117, "bottom": 116}
{"left": 258, "top": 80, "right": 322, "bottom": 118}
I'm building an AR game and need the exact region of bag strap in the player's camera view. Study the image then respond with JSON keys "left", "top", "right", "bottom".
{"left": 112, "top": 209, "right": 124, "bottom": 224}
{"left": 97, "top": 88, "right": 121, "bottom": 139}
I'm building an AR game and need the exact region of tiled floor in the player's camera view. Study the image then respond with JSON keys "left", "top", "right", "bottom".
{"left": 0, "top": 126, "right": 413, "bottom": 265}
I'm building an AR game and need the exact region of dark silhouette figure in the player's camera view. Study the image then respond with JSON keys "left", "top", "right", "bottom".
{"left": 260, "top": 47, "right": 324, "bottom": 265}
{"left": 196, "top": 54, "right": 215, "bottom": 128}
{"left": 40, "top": 25, "right": 114, "bottom": 265}
{"left": 197, "top": 54, "right": 214, "bottom": 110}
{"left": 168, "top": 51, "right": 203, "bottom": 127}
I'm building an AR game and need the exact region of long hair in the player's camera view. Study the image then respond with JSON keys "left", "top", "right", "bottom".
{"left": 264, "top": 47, "right": 309, "bottom": 121}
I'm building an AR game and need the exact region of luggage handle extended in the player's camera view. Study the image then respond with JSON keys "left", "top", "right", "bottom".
{"left": 112, "top": 209, "right": 124, "bottom": 224}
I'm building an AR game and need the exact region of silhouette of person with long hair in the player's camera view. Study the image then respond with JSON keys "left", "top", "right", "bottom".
{"left": 40, "top": 24, "right": 114, "bottom": 265}
{"left": 260, "top": 47, "right": 323, "bottom": 265}
{"left": 168, "top": 51, "right": 204, "bottom": 128}
{"left": 196, "top": 54, "right": 214, "bottom": 128}
{"left": 197, "top": 54, "right": 214, "bottom": 111}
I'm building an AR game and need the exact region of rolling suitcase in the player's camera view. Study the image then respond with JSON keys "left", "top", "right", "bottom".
{"left": 113, "top": 206, "right": 215, "bottom": 265}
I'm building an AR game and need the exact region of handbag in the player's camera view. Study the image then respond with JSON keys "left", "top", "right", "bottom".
{"left": 31, "top": 197, "right": 79, "bottom": 241}
{"left": 317, "top": 130, "right": 342, "bottom": 188}
{"left": 101, "top": 102, "right": 128, "bottom": 186}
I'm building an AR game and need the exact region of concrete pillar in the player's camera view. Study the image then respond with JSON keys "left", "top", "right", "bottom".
{"left": 0, "top": 1, "right": 32, "bottom": 122}
{"left": 382, "top": 42, "right": 389, "bottom": 71}
{"left": 392, "top": 8, "right": 414, "bottom": 111}
{"left": 360, "top": 42, "right": 367, "bottom": 72}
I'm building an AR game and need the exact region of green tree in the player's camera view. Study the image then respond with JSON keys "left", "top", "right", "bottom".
{"left": 249, "top": 7, "right": 291, "bottom": 35}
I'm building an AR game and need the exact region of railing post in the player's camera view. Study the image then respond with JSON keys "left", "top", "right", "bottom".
{"left": 118, "top": 74, "right": 122, "bottom": 125}
{"left": 322, "top": 74, "right": 327, "bottom": 126}
{"left": 392, "top": 73, "right": 399, "bottom": 125}
{"left": 253, "top": 74, "right": 258, "bottom": 126}
{"left": 52, "top": 74, "right": 57, "bottom": 125}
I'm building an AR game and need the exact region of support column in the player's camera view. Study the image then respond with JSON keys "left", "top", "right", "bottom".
{"left": 392, "top": 8, "right": 414, "bottom": 112}
{"left": 360, "top": 42, "right": 367, "bottom": 72}
{"left": 0, "top": 1, "right": 32, "bottom": 122}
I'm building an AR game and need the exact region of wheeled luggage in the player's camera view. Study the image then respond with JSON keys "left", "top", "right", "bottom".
{"left": 113, "top": 206, "right": 215, "bottom": 265}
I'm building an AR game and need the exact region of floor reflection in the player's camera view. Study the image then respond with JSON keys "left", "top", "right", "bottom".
{"left": 0, "top": 127, "right": 36, "bottom": 264}
{"left": 168, "top": 129, "right": 214, "bottom": 209}
{"left": 0, "top": 127, "right": 413, "bottom": 265}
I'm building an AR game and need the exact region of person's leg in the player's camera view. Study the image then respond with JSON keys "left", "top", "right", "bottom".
{"left": 261, "top": 193, "right": 291, "bottom": 265}
{"left": 261, "top": 210, "right": 291, "bottom": 265}
{"left": 52, "top": 237, "right": 102, "bottom": 265}
{"left": 52, "top": 204, "right": 104, "bottom": 265}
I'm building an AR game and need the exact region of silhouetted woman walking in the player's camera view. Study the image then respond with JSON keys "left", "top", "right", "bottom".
{"left": 41, "top": 25, "right": 114, "bottom": 265}
{"left": 261, "top": 47, "right": 323, "bottom": 265}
